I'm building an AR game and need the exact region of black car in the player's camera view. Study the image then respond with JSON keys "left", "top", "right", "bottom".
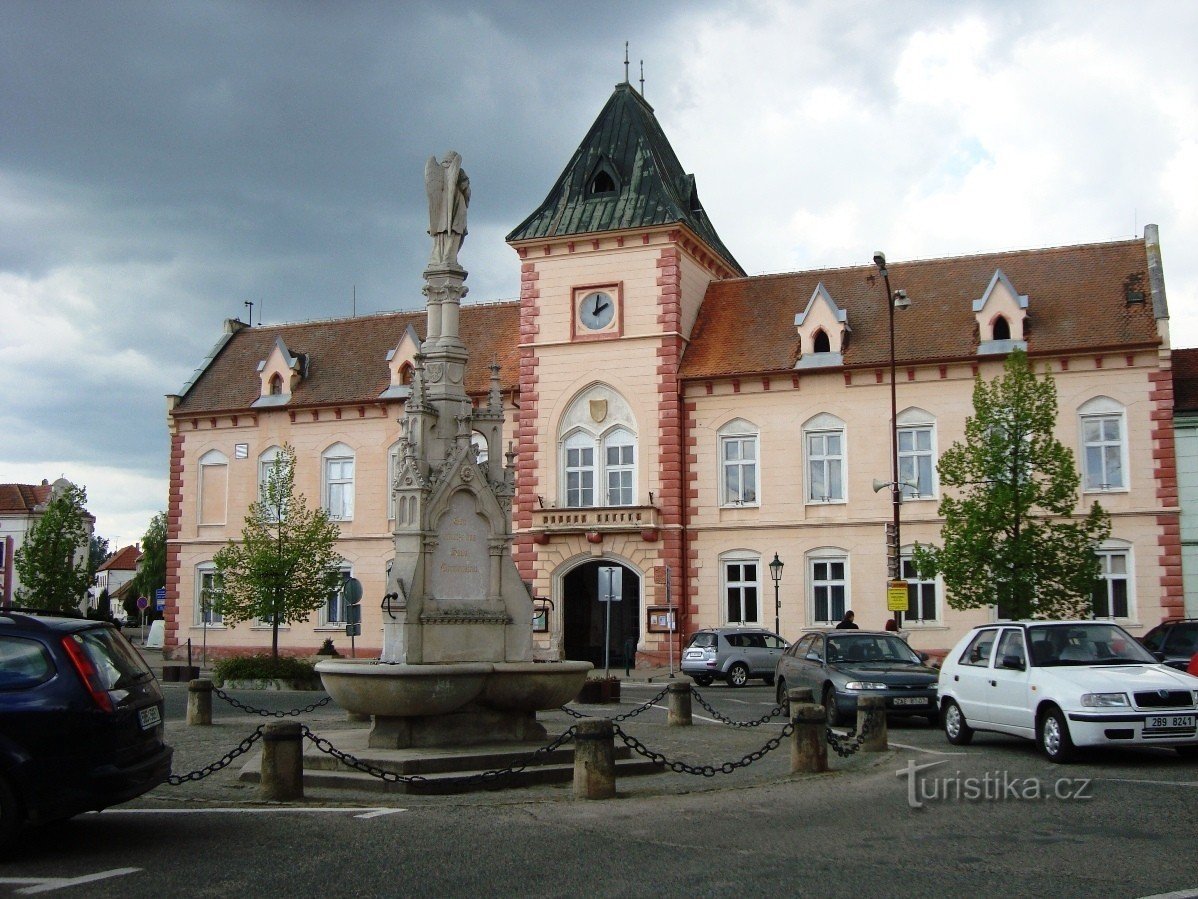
{"left": 1140, "top": 618, "right": 1198, "bottom": 671}
{"left": 774, "top": 630, "right": 940, "bottom": 726}
{"left": 0, "top": 610, "right": 172, "bottom": 841}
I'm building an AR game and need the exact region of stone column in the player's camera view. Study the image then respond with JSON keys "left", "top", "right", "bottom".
{"left": 260, "top": 721, "right": 304, "bottom": 801}
{"left": 857, "top": 695, "right": 888, "bottom": 752}
{"left": 187, "top": 678, "right": 213, "bottom": 726}
{"left": 667, "top": 682, "right": 692, "bottom": 726}
{"left": 790, "top": 700, "right": 828, "bottom": 774}
{"left": 573, "top": 719, "right": 615, "bottom": 800}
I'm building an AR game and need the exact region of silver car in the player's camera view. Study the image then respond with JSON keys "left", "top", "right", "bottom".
{"left": 682, "top": 627, "right": 789, "bottom": 687}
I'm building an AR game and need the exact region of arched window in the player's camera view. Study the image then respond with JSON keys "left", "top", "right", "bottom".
{"left": 803, "top": 413, "right": 846, "bottom": 504}
{"left": 472, "top": 432, "right": 489, "bottom": 465}
{"left": 198, "top": 450, "right": 229, "bottom": 525}
{"left": 896, "top": 407, "right": 936, "bottom": 500}
{"left": 558, "top": 385, "right": 638, "bottom": 508}
{"left": 718, "top": 418, "right": 759, "bottom": 506}
{"left": 1079, "top": 396, "right": 1127, "bottom": 491}
{"left": 268, "top": 373, "right": 284, "bottom": 396}
{"left": 322, "top": 442, "right": 355, "bottom": 521}
{"left": 603, "top": 428, "right": 635, "bottom": 506}
{"left": 563, "top": 431, "right": 597, "bottom": 508}
{"left": 813, "top": 329, "right": 831, "bottom": 353}
{"left": 992, "top": 316, "right": 1011, "bottom": 341}
{"left": 590, "top": 170, "right": 616, "bottom": 195}
{"left": 399, "top": 363, "right": 414, "bottom": 386}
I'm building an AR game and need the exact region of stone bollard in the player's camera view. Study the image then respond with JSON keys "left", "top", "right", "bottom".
{"left": 572, "top": 719, "right": 616, "bottom": 800}
{"left": 260, "top": 721, "right": 305, "bottom": 801}
{"left": 667, "top": 682, "right": 692, "bottom": 727}
{"left": 786, "top": 686, "right": 815, "bottom": 706}
{"left": 856, "top": 695, "right": 888, "bottom": 752}
{"left": 186, "top": 678, "right": 213, "bottom": 726}
{"left": 790, "top": 701, "right": 828, "bottom": 774}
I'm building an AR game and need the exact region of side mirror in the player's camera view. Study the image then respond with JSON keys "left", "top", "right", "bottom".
{"left": 806, "top": 652, "right": 822, "bottom": 662}
{"left": 1001, "top": 654, "right": 1026, "bottom": 671}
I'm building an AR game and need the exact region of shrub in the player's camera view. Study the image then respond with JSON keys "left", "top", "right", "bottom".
{"left": 213, "top": 654, "right": 318, "bottom": 683}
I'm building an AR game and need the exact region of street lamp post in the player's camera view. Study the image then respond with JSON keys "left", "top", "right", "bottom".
{"left": 769, "top": 552, "right": 784, "bottom": 636}
{"left": 873, "top": 251, "right": 909, "bottom": 629}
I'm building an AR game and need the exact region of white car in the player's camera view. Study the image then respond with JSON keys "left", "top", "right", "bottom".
{"left": 938, "top": 620, "right": 1198, "bottom": 763}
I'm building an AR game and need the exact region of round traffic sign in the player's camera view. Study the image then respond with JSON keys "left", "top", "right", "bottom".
{"left": 136, "top": 596, "right": 149, "bottom": 611}
{"left": 343, "top": 577, "right": 364, "bottom": 606}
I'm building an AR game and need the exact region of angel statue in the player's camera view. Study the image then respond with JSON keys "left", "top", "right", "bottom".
{"left": 425, "top": 151, "right": 470, "bottom": 268}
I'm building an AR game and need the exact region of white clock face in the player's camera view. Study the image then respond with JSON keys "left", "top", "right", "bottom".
{"left": 578, "top": 291, "right": 615, "bottom": 330}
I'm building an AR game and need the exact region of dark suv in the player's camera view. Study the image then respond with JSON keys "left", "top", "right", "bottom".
{"left": 0, "top": 610, "right": 172, "bottom": 841}
{"left": 1140, "top": 619, "right": 1198, "bottom": 671}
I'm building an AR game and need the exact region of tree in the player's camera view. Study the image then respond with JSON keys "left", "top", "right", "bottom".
{"left": 14, "top": 481, "right": 93, "bottom": 612}
{"left": 212, "top": 444, "right": 342, "bottom": 661}
{"left": 912, "top": 350, "right": 1111, "bottom": 620}
{"left": 88, "top": 535, "right": 110, "bottom": 585}
{"left": 128, "top": 512, "right": 167, "bottom": 620}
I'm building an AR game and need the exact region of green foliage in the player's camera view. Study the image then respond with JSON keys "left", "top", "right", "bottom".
{"left": 88, "top": 535, "right": 110, "bottom": 584}
{"left": 912, "top": 350, "right": 1110, "bottom": 620}
{"left": 212, "top": 653, "right": 318, "bottom": 684}
{"left": 128, "top": 512, "right": 167, "bottom": 606}
{"left": 14, "top": 482, "right": 93, "bottom": 612}
{"left": 212, "top": 444, "right": 342, "bottom": 661}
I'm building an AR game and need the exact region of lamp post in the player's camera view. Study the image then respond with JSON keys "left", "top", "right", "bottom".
{"left": 769, "top": 552, "right": 784, "bottom": 636}
{"left": 873, "top": 251, "right": 909, "bottom": 629}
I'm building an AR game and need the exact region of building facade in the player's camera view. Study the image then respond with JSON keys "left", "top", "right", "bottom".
{"left": 0, "top": 479, "right": 94, "bottom": 609}
{"left": 163, "top": 82, "right": 1181, "bottom": 664}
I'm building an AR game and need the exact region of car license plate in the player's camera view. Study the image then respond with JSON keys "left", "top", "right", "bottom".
{"left": 892, "top": 697, "right": 929, "bottom": 707}
{"left": 1144, "top": 714, "right": 1195, "bottom": 732}
{"left": 138, "top": 705, "right": 162, "bottom": 730}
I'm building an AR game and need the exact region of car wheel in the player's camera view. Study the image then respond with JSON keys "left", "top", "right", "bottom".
{"left": 1175, "top": 745, "right": 1198, "bottom": 760}
{"left": 776, "top": 678, "right": 789, "bottom": 713}
{"left": 726, "top": 663, "right": 750, "bottom": 688}
{"left": 692, "top": 675, "right": 713, "bottom": 687}
{"left": 942, "top": 699, "right": 973, "bottom": 746}
{"left": 1039, "top": 705, "right": 1076, "bottom": 763}
{"left": 0, "top": 775, "right": 20, "bottom": 845}
{"left": 823, "top": 686, "right": 844, "bottom": 728}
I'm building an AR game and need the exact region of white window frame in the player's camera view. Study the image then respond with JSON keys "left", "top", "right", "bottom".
{"left": 896, "top": 408, "right": 936, "bottom": 501}
{"left": 195, "top": 564, "right": 224, "bottom": 627}
{"left": 809, "top": 551, "right": 849, "bottom": 625}
{"left": 1092, "top": 543, "right": 1133, "bottom": 620}
{"left": 1079, "top": 397, "right": 1128, "bottom": 493}
{"left": 900, "top": 551, "right": 939, "bottom": 623}
{"left": 258, "top": 446, "right": 285, "bottom": 520}
{"left": 718, "top": 419, "right": 759, "bottom": 507}
{"left": 321, "top": 567, "right": 353, "bottom": 627}
{"left": 721, "top": 554, "right": 761, "bottom": 626}
{"left": 562, "top": 430, "right": 597, "bottom": 508}
{"left": 603, "top": 428, "right": 636, "bottom": 507}
{"left": 804, "top": 414, "right": 846, "bottom": 504}
{"left": 322, "top": 443, "right": 355, "bottom": 521}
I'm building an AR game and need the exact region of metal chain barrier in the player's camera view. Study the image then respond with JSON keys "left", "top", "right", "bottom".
{"left": 168, "top": 725, "right": 266, "bottom": 784}
{"left": 611, "top": 720, "right": 794, "bottom": 777}
{"left": 301, "top": 724, "right": 579, "bottom": 788}
{"left": 214, "top": 685, "right": 333, "bottom": 718}
{"left": 559, "top": 685, "right": 669, "bottom": 722}
{"left": 689, "top": 687, "right": 785, "bottom": 728}
{"left": 825, "top": 712, "right": 875, "bottom": 758}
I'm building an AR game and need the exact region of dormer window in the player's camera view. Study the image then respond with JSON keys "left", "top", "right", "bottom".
{"left": 586, "top": 157, "right": 620, "bottom": 197}
{"left": 252, "top": 336, "right": 303, "bottom": 407}
{"left": 400, "top": 363, "right": 413, "bottom": 386}
{"left": 794, "top": 283, "right": 849, "bottom": 369}
{"left": 380, "top": 325, "right": 422, "bottom": 400}
{"left": 590, "top": 171, "right": 616, "bottom": 195}
{"left": 974, "top": 269, "right": 1028, "bottom": 355}
{"left": 269, "top": 374, "right": 284, "bottom": 396}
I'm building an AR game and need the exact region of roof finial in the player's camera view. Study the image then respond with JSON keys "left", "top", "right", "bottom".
{"left": 639, "top": 60, "right": 645, "bottom": 96}
{"left": 623, "top": 41, "right": 629, "bottom": 83}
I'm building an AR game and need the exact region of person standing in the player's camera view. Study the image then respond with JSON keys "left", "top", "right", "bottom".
{"left": 835, "top": 610, "right": 859, "bottom": 630}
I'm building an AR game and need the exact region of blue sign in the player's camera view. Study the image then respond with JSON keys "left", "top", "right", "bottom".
{"left": 155, "top": 587, "right": 166, "bottom": 611}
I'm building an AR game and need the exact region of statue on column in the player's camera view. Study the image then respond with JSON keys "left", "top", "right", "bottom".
{"left": 425, "top": 151, "right": 470, "bottom": 268}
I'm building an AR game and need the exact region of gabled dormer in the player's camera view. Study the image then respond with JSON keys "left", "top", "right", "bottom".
{"left": 974, "top": 269, "right": 1029, "bottom": 354}
{"left": 252, "top": 336, "right": 305, "bottom": 408}
{"left": 794, "top": 282, "right": 850, "bottom": 369}
{"left": 380, "top": 324, "right": 422, "bottom": 400}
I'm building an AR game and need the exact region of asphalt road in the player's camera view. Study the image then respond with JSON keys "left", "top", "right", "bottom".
{"left": 6, "top": 683, "right": 1198, "bottom": 898}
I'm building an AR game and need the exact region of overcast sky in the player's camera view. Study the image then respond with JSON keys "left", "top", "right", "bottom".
{"left": 2, "top": 1, "right": 1196, "bottom": 548}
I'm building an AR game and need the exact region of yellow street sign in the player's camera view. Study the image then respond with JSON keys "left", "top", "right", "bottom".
{"left": 887, "top": 580, "right": 910, "bottom": 612}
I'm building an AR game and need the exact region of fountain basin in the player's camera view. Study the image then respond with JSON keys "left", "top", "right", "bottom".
{"left": 481, "top": 661, "right": 593, "bottom": 711}
{"left": 315, "top": 660, "right": 491, "bottom": 717}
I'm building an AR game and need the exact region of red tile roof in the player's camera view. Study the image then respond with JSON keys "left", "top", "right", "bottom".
{"left": 681, "top": 238, "right": 1160, "bottom": 379}
{"left": 1173, "top": 348, "right": 1198, "bottom": 413}
{"left": 98, "top": 545, "right": 142, "bottom": 573}
{"left": 172, "top": 302, "right": 520, "bottom": 416}
{"left": 0, "top": 483, "right": 52, "bottom": 515}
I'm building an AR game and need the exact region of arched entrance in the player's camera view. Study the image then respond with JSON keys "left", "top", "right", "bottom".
{"left": 562, "top": 560, "right": 640, "bottom": 669}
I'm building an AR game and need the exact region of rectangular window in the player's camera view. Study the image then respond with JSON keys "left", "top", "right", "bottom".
{"left": 324, "top": 569, "right": 352, "bottom": 626}
{"left": 605, "top": 443, "right": 634, "bottom": 506}
{"left": 565, "top": 445, "right": 595, "bottom": 507}
{"left": 1083, "top": 415, "right": 1125, "bottom": 490}
{"left": 721, "top": 436, "right": 758, "bottom": 505}
{"left": 325, "top": 457, "right": 354, "bottom": 520}
{"left": 1092, "top": 550, "right": 1129, "bottom": 618}
{"left": 901, "top": 558, "right": 938, "bottom": 622}
{"left": 724, "top": 561, "right": 759, "bottom": 624}
{"left": 811, "top": 558, "right": 847, "bottom": 624}
{"left": 806, "top": 432, "right": 844, "bottom": 503}
{"left": 196, "top": 570, "right": 223, "bottom": 626}
{"left": 259, "top": 455, "right": 285, "bottom": 521}
{"left": 897, "top": 426, "right": 934, "bottom": 499}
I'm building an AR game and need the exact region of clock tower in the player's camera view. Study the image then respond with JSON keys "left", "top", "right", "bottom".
{"left": 506, "top": 80, "right": 741, "bottom": 667}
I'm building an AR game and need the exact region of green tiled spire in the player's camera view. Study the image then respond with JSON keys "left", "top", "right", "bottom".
{"left": 507, "top": 83, "right": 743, "bottom": 275}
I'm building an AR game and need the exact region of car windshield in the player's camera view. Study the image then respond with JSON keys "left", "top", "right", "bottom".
{"left": 1027, "top": 623, "right": 1157, "bottom": 666}
{"left": 826, "top": 634, "right": 921, "bottom": 665}
{"left": 688, "top": 633, "right": 717, "bottom": 649}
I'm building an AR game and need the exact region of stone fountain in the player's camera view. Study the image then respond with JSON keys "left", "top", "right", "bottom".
{"left": 315, "top": 152, "right": 591, "bottom": 748}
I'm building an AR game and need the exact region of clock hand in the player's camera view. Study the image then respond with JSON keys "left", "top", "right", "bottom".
{"left": 593, "top": 295, "right": 603, "bottom": 315}
{"left": 595, "top": 301, "right": 609, "bottom": 315}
